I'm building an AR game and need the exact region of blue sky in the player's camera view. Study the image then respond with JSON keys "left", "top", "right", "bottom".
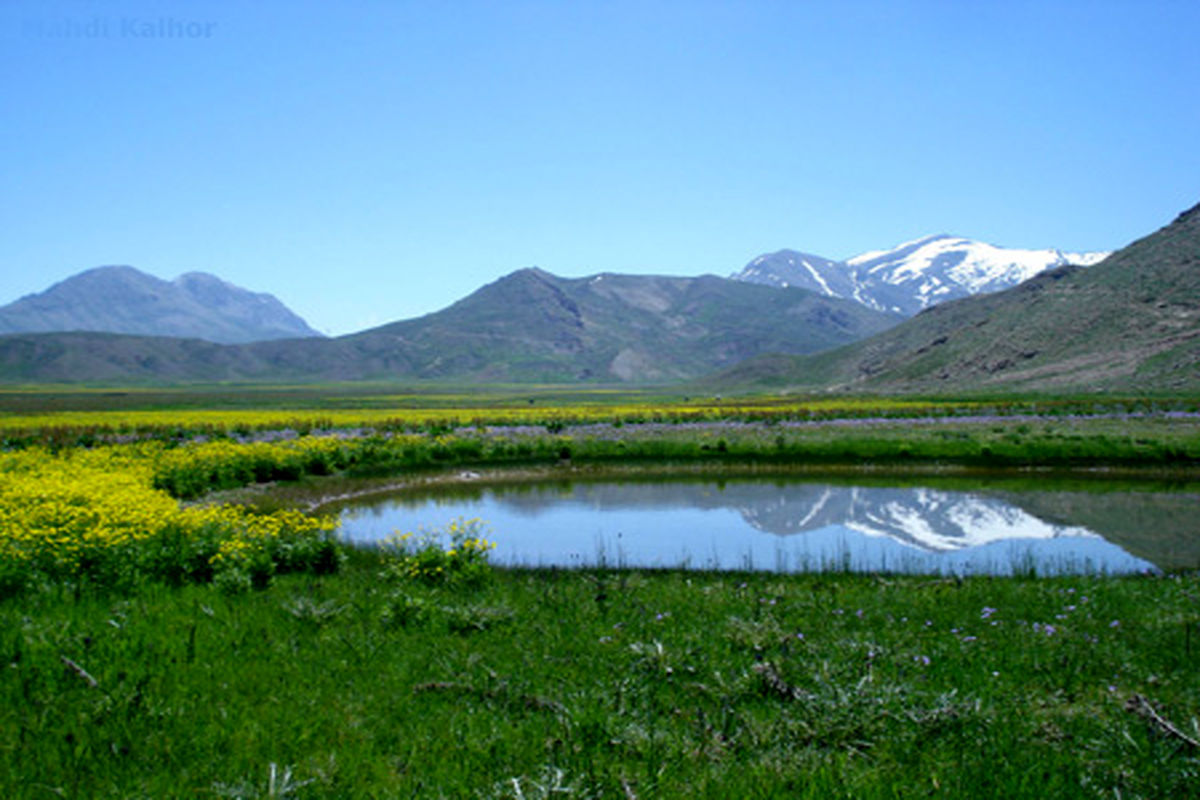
{"left": 2, "top": 0, "right": 1198, "bottom": 335}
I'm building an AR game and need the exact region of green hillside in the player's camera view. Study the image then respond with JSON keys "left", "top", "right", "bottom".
{"left": 0, "top": 270, "right": 899, "bottom": 384}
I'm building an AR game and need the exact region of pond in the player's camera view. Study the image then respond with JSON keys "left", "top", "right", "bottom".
{"left": 331, "top": 469, "right": 1200, "bottom": 576}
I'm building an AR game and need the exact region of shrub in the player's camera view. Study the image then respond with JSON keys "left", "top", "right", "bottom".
{"left": 380, "top": 517, "right": 495, "bottom": 589}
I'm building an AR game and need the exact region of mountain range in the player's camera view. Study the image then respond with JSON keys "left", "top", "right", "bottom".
{"left": 714, "top": 203, "right": 1200, "bottom": 393}
{"left": 732, "top": 236, "right": 1109, "bottom": 316}
{"left": 0, "top": 266, "right": 322, "bottom": 344}
{"left": 1, "top": 235, "right": 1102, "bottom": 351}
{"left": 0, "top": 270, "right": 899, "bottom": 383}
{"left": 1, "top": 206, "right": 1193, "bottom": 390}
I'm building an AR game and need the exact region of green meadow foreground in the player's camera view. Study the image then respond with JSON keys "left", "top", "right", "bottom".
{"left": 4, "top": 558, "right": 1199, "bottom": 798}
{"left": 2, "top": 390, "right": 1199, "bottom": 797}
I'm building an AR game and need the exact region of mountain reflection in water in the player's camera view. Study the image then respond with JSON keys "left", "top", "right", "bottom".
{"left": 335, "top": 477, "right": 1196, "bottom": 575}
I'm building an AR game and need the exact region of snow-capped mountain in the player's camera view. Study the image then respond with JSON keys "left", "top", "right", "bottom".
{"left": 732, "top": 250, "right": 858, "bottom": 300}
{"left": 733, "top": 235, "right": 1109, "bottom": 316}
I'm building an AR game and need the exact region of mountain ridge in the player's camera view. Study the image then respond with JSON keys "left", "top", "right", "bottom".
{"left": 0, "top": 265, "right": 323, "bottom": 344}
{"left": 0, "top": 269, "right": 901, "bottom": 384}
{"left": 712, "top": 204, "right": 1200, "bottom": 393}
{"left": 733, "top": 235, "right": 1109, "bottom": 316}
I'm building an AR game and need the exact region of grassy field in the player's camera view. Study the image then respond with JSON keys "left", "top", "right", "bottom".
{"left": 4, "top": 552, "right": 1199, "bottom": 798}
{"left": 1, "top": 384, "right": 1196, "bottom": 447}
{"left": 2, "top": 387, "right": 1199, "bottom": 796}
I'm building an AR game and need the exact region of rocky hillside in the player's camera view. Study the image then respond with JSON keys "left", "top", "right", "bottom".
{"left": 714, "top": 203, "right": 1200, "bottom": 393}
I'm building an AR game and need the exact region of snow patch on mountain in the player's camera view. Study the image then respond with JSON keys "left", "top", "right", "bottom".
{"left": 734, "top": 235, "right": 1110, "bottom": 317}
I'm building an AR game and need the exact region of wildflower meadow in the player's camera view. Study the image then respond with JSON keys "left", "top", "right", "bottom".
{"left": 1, "top": 391, "right": 1198, "bottom": 796}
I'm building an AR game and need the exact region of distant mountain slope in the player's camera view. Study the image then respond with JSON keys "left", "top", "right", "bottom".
{"left": 0, "top": 332, "right": 269, "bottom": 383}
{"left": 0, "top": 266, "right": 323, "bottom": 343}
{"left": 0, "top": 269, "right": 901, "bottom": 384}
{"left": 734, "top": 237, "right": 1109, "bottom": 316}
{"left": 344, "top": 269, "right": 900, "bottom": 382}
{"left": 714, "top": 203, "right": 1200, "bottom": 393}
{"left": 306, "top": 269, "right": 904, "bottom": 382}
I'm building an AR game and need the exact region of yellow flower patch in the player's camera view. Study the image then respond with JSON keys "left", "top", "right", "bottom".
{"left": 0, "top": 442, "right": 336, "bottom": 587}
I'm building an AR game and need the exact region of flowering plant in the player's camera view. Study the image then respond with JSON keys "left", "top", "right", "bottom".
{"left": 380, "top": 517, "right": 495, "bottom": 588}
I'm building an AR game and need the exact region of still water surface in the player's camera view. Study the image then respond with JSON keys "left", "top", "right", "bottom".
{"left": 334, "top": 471, "right": 1199, "bottom": 575}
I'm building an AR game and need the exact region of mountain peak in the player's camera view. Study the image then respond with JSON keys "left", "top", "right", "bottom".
{"left": 67, "top": 264, "right": 151, "bottom": 284}
{"left": 733, "top": 250, "right": 854, "bottom": 298}
{"left": 734, "top": 235, "right": 1110, "bottom": 317}
{"left": 717, "top": 201, "right": 1200, "bottom": 393}
{"left": 510, "top": 266, "right": 554, "bottom": 279}
{"left": 174, "top": 271, "right": 233, "bottom": 288}
{"left": 0, "top": 266, "right": 323, "bottom": 343}
{"left": 846, "top": 234, "right": 948, "bottom": 266}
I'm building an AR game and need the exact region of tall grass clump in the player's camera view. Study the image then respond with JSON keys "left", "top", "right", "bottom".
{"left": 378, "top": 517, "right": 496, "bottom": 589}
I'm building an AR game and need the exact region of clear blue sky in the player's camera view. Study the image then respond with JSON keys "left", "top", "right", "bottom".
{"left": 2, "top": 0, "right": 1198, "bottom": 335}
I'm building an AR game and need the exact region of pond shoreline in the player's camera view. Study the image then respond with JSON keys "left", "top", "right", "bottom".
{"left": 268, "top": 459, "right": 1198, "bottom": 515}
{"left": 180, "top": 412, "right": 1200, "bottom": 518}
{"left": 328, "top": 461, "right": 1196, "bottom": 574}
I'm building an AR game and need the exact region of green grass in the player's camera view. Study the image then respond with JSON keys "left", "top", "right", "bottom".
{"left": 4, "top": 390, "right": 1200, "bottom": 796}
{"left": 4, "top": 553, "right": 1199, "bottom": 798}
{"left": 1, "top": 382, "right": 1196, "bottom": 415}
{"left": 161, "top": 416, "right": 1200, "bottom": 506}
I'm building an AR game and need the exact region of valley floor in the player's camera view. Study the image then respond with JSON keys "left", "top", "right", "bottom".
{"left": 3, "top": 389, "right": 1199, "bottom": 796}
